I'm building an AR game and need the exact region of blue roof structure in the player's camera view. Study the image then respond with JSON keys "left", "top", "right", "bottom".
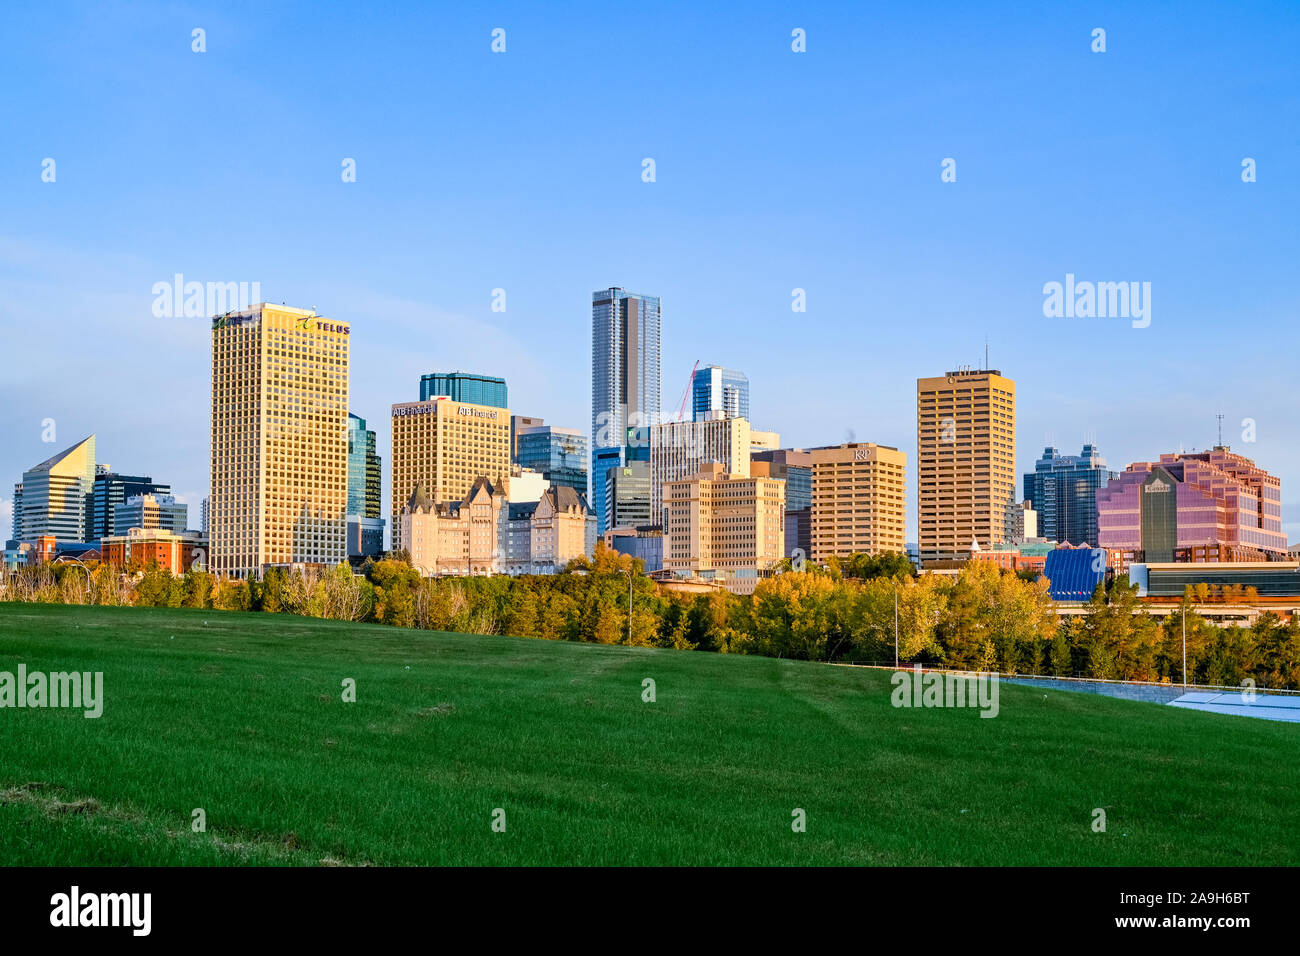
{"left": 1042, "top": 548, "right": 1105, "bottom": 601}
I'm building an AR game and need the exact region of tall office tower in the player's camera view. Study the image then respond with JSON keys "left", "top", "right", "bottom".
{"left": 346, "top": 414, "right": 382, "bottom": 518}
{"left": 917, "top": 368, "right": 1016, "bottom": 563}
{"left": 113, "top": 493, "right": 188, "bottom": 536}
{"left": 91, "top": 467, "right": 172, "bottom": 541}
{"left": 389, "top": 396, "right": 511, "bottom": 551}
{"left": 346, "top": 413, "right": 385, "bottom": 558}
{"left": 752, "top": 448, "right": 813, "bottom": 561}
{"left": 808, "top": 443, "right": 907, "bottom": 562}
{"left": 591, "top": 287, "right": 661, "bottom": 534}
{"left": 605, "top": 461, "right": 652, "bottom": 531}
{"left": 10, "top": 483, "right": 22, "bottom": 542}
{"left": 649, "top": 414, "right": 758, "bottom": 528}
{"left": 663, "top": 462, "right": 786, "bottom": 593}
{"left": 692, "top": 365, "right": 750, "bottom": 421}
{"left": 1097, "top": 446, "right": 1286, "bottom": 564}
{"left": 209, "top": 304, "right": 350, "bottom": 578}
{"left": 200, "top": 496, "right": 209, "bottom": 534}
{"left": 1022, "top": 444, "right": 1116, "bottom": 546}
{"left": 510, "top": 415, "right": 546, "bottom": 459}
{"left": 515, "top": 424, "right": 589, "bottom": 494}
{"left": 16, "top": 435, "right": 97, "bottom": 544}
{"left": 419, "top": 371, "right": 508, "bottom": 408}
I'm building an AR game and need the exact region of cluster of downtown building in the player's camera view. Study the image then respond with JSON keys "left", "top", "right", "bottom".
{"left": 4, "top": 293, "right": 1292, "bottom": 608}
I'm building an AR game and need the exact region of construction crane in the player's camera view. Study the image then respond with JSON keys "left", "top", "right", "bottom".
{"left": 675, "top": 360, "right": 700, "bottom": 422}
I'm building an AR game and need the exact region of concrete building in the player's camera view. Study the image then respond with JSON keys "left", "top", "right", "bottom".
{"left": 401, "top": 478, "right": 591, "bottom": 576}
{"left": 1010, "top": 500, "right": 1039, "bottom": 545}
{"left": 662, "top": 462, "right": 785, "bottom": 593}
{"left": 419, "top": 371, "right": 507, "bottom": 408}
{"left": 113, "top": 493, "right": 188, "bottom": 536}
{"left": 591, "top": 287, "right": 661, "bottom": 534}
{"left": 649, "top": 414, "right": 761, "bottom": 527}
{"left": 389, "top": 396, "right": 512, "bottom": 551}
{"left": 808, "top": 442, "right": 907, "bottom": 562}
{"left": 917, "top": 368, "right": 1017, "bottom": 563}
{"left": 209, "top": 304, "right": 349, "bottom": 578}
{"left": 1097, "top": 447, "right": 1286, "bottom": 565}
{"left": 14, "top": 435, "right": 97, "bottom": 545}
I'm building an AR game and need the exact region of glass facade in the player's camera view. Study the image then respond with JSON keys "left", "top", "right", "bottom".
{"left": 91, "top": 471, "right": 170, "bottom": 541}
{"left": 419, "top": 371, "right": 508, "bottom": 408}
{"left": 347, "top": 413, "right": 382, "bottom": 520}
{"left": 515, "top": 426, "right": 589, "bottom": 494}
{"left": 591, "top": 288, "right": 661, "bottom": 535}
{"left": 1023, "top": 444, "right": 1115, "bottom": 546}
{"left": 692, "top": 365, "right": 749, "bottom": 421}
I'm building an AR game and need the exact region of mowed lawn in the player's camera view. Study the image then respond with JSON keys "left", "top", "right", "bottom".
{"left": 0, "top": 604, "right": 1295, "bottom": 866}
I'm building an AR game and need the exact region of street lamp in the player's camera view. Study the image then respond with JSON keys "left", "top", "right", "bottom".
{"left": 1182, "top": 602, "right": 1188, "bottom": 690}
{"left": 625, "top": 566, "right": 635, "bottom": 645}
{"left": 893, "top": 581, "right": 899, "bottom": 668}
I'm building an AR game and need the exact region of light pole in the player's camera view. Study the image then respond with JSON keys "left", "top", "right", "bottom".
{"left": 893, "top": 582, "right": 899, "bottom": 668}
{"left": 626, "top": 567, "right": 634, "bottom": 645}
{"left": 1182, "top": 603, "right": 1188, "bottom": 689}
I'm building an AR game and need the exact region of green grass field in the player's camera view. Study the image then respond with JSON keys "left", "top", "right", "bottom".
{"left": 0, "top": 603, "right": 1295, "bottom": 865}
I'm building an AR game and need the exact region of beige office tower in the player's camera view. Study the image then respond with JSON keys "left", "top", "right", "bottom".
{"left": 809, "top": 442, "right": 907, "bottom": 562}
{"left": 649, "top": 413, "right": 762, "bottom": 526}
{"left": 210, "top": 304, "right": 350, "bottom": 577}
{"left": 390, "top": 397, "right": 511, "bottom": 550}
{"left": 916, "top": 368, "right": 1016, "bottom": 563}
{"left": 663, "top": 462, "right": 785, "bottom": 591}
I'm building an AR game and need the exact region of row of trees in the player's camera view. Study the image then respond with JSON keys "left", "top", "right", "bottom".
{"left": 5, "top": 547, "right": 1300, "bottom": 689}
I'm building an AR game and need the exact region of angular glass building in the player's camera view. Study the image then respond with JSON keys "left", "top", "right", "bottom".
{"left": 692, "top": 365, "right": 749, "bottom": 421}
{"left": 515, "top": 425, "right": 588, "bottom": 495}
{"left": 419, "top": 371, "right": 508, "bottom": 409}
{"left": 591, "top": 288, "right": 661, "bottom": 534}
{"left": 1023, "top": 443, "right": 1116, "bottom": 546}
{"left": 347, "top": 413, "right": 384, "bottom": 557}
{"left": 15, "top": 435, "right": 97, "bottom": 544}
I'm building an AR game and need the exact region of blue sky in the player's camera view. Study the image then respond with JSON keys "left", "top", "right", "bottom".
{"left": 2, "top": 1, "right": 1298, "bottom": 543}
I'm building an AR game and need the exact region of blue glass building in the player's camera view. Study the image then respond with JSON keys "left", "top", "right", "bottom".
{"left": 591, "top": 288, "right": 661, "bottom": 534}
{"left": 1023, "top": 444, "right": 1117, "bottom": 546}
{"left": 419, "top": 371, "right": 508, "bottom": 408}
{"left": 692, "top": 365, "right": 749, "bottom": 421}
{"left": 515, "top": 425, "right": 589, "bottom": 494}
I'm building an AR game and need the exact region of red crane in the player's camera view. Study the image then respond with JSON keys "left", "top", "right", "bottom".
{"left": 675, "top": 360, "right": 700, "bottom": 422}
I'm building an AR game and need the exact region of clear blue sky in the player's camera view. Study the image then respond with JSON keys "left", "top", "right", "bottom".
{"left": 2, "top": 1, "right": 1298, "bottom": 543}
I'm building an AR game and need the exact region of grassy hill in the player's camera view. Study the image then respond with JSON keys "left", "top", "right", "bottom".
{"left": 0, "top": 603, "right": 1295, "bottom": 866}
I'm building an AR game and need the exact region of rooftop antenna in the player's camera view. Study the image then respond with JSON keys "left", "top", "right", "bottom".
{"left": 984, "top": 336, "right": 989, "bottom": 371}
{"left": 1216, "top": 412, "right": 1224, "bottom": 448}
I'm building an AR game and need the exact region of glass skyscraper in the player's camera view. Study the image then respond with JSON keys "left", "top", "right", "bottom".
{"left": 91, "top": 469, "right": 171, "bottom": 541}
{"left": 347, "top": 413, "right": 384, "bottom": 557}
{"left": 1023, "top": 443, "right": 1116, "bottom": 546}
{"left": 591, "top": 287, "right": 661, "bottom": 534}
{"left": 419, "top": 371, "right": 508, "bottom": 408}
{"left": 515, "top": 425, "right": 588, "bottom": 495}
{"left": 692, "top": 365, "right": 749, "bottom": 421}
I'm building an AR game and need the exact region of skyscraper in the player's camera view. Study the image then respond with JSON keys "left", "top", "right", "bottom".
{"left": 808, "top": 442, "right": 907, "bottom": 562}
{"left": 917, "top": 368, "right": 1017, "bottom": 563}
{"left": 649, "top": 414, "right": 758, "bottom": 529}
{"left": 15, "top": 435, "right": 97, "bottom": 544}
{"left": 347, "top": 413, "right": 384, "bottom": 558}
{"left": 91, "top": 467, "right": 172, "bottom": 541}
{"left": 591, "top": 287, "right": 661, "bottom": 534}
{"left": 209, "top": 304, "right": 350, "bottom": 577}
{"left": 389, "top": 397, "right": 511, "bottom": 551}
{"left": 1023, "top": 444, "right": 1116, "bottom": 546}
{"left": 692, "top": 365, "right": 750, "bottom": 421}
{"left": 419, "top": 371, "right": 508, "bottom": 408}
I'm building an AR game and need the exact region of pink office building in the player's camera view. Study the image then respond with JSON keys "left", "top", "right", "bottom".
{"left": 1096, "top": 447, "right": 1286, "bottom": 564}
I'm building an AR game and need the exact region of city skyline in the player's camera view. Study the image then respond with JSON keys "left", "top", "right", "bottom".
{"left": 3, "top": 3, "right": 1299, "bottom": 544}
